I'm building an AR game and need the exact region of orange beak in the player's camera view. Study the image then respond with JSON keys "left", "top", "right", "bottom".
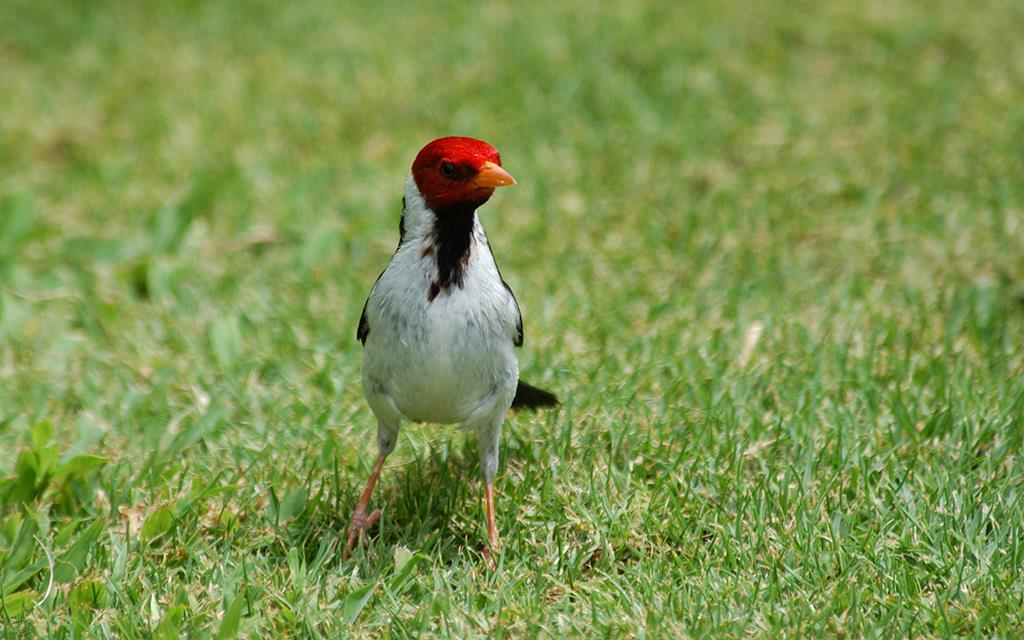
{"left": 473, "top": 161, "right": 517, "bottom": 188}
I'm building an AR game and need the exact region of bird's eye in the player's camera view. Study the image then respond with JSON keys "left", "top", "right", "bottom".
{"left": 440, "top": 162, "right": 456, "bottom": 178}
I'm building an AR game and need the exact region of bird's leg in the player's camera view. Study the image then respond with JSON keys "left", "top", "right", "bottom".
{"left": 344, "top": 452, "right": 388, "bottom": 558}
{"left": 476, "top": 417, "right": 503, "bottom": 567}
{"left": 482, "top": 481, "right": 500, "bottom": 565}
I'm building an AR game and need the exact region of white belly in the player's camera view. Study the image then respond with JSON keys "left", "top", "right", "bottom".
{"left": 360, "top": 232, "right": 520, "bottom": 426}
{"left": 372, "top": 320, "right": 516, "bottom": 425}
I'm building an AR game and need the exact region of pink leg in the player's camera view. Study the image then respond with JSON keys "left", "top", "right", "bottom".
{"left": 344, "top": 453, "right": 388, "bottom": 559}
{"left": 482, "top": 482, "right": 500, "bottom": 567}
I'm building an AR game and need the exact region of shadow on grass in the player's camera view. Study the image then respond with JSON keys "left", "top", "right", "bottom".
{"left": 340, "top": 432, "right": 543, "bottom": 565}
{"left": 248, "top": 428, "right": 545, "bottom": 577}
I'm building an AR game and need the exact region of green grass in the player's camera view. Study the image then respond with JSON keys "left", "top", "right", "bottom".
{"left": 2, "top": 0, "right": 1024, "bottom": 636}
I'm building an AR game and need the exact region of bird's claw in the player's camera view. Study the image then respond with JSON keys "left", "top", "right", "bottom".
{"left": 482, "top": 537, "right": 500, "bottom": 569}
{"left": 482, "top": 545, "right": 496, "bottom": 569}
{"left": 343, "top": 508, "right": 381, "bottom": 558}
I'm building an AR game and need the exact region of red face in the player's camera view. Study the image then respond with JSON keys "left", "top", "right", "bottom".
{"left": 411, "top": 137, "right": 517, "bottom": 211}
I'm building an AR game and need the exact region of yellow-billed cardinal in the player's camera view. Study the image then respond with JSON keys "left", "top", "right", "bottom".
{"left": 346, "top": 136, "right": 558, "bottom": 561}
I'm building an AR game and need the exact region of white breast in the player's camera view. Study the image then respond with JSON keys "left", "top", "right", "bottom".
{"left": 360, "top": 177, "right": 520, "bottom": 426}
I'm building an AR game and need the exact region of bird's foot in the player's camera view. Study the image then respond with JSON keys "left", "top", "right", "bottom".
{"left": 482, "top": 536, "right": 500, "bottom": 569}
{"left": 482, "top": 545, "right": 497, "bottom": 569}
{"left": 343, "top": 508, "right": 381, "bottom": 559}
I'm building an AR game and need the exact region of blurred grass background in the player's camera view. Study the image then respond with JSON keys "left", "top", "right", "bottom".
{"left": 2, "top": 0, "right": 1024, "bottom": 636}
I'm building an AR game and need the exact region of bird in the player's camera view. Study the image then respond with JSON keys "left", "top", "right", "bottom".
{"left": 346, "top": 136, "right": 558, "bottom": 562}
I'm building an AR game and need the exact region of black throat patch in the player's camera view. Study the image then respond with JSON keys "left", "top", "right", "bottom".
{"left": 428, "top": 203, "right": 476, "bottom": 302}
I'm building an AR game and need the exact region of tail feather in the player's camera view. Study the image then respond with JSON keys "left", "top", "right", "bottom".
{"left": 511, "top": 380, "right": 559, "bottom": 410}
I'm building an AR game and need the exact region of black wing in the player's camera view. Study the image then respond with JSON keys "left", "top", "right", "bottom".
{"left": 357, "top": 296, "right": 372, "bottom": 344}
{"left": 503, "top": 279, "right": 524, "bottom": 348}
{"left": 357, "top": 198, "right": 406, "bottom": 345}
{"left": 487, "top": 241, "right": 523, "bottom": 348}
{"left": 489, "top": 245, "right": 558, "bottom": 410}
{"left": 398, "top": 199, "right": 406, "bottom": 243}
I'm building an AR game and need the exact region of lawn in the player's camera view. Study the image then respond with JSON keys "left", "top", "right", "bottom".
{"left": 2, "top": 0, "right": 1024, "bottom": 636}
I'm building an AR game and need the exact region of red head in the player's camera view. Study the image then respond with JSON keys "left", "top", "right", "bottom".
{"left": 411, "top": 137, "right": 517, "bottom": 212}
